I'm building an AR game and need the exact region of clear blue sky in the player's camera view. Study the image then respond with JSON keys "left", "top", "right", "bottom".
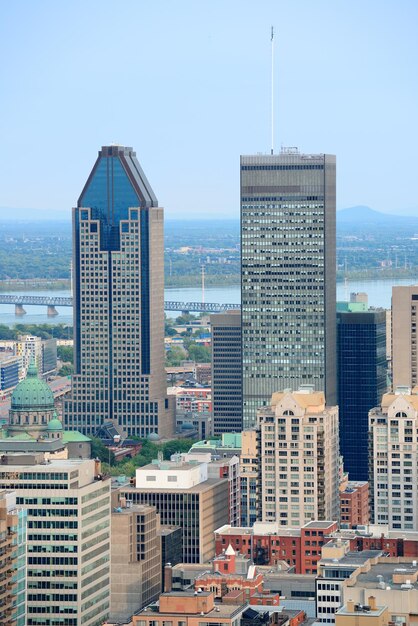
{"left": 0, "top": 0, "right": 417, "bottom": 219}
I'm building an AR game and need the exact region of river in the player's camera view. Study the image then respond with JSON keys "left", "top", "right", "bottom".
{"left": 0, "top": 277, "right": 416, "bottom": 325}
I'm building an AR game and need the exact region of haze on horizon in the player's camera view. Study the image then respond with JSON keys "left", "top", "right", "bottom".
{"left": 0, "top": 0, "right": 417, "bottom": 220}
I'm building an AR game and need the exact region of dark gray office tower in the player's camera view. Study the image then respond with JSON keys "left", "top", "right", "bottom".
{"left": 337, "top": 309, "right": 387, "bottom": 481}
{"left": 64, "top": 145, "right": 174, "bottom": 438}
{"left": 241, "top": 149, "right": 336, "bottom": 428}
{"left": 211, "top": 310, "right": 242, "bottom": 435}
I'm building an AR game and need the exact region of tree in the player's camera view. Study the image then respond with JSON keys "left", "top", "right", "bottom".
{"left": 187, "top": 343, "right": 211, "bottom": 363}
{"left": 91, "top": 437, "right": 116, "bottom": 465}
{"left": 166, "top": 346, "right": 187, "bottom": 367}
{"left": 59, "top": 364, "right": 73, "bottom": 376}
{"left": 57, "top": 345, "right": 73, "bottom": 363}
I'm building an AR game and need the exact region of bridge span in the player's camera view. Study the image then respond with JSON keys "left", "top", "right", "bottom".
{"left": 0, "top": 294, "right": 240, "bottom": 315}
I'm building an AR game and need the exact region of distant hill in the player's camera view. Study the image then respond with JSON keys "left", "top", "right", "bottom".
{"left": 337, "top": 205, "right": 418, "bottom": 225}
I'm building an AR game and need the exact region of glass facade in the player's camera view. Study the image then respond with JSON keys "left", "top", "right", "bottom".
{"left": 64, "top": 145, "right": 173, "bottom": 438}
{"left": 241, "top": 151, "right": 336, "bottom": 428}
{"left": 337, "top": 310, "right": 387, "bottom": 481}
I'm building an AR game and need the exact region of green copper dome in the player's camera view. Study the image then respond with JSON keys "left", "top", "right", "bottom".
{"left": 11, "top": 360, "right": 55, "bottom": 411}
{"left": 47, "top": 418, "right": 63, "bottom": 431}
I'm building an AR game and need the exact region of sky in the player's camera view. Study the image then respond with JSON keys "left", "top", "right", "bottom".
{"left": 0, "top": 0, "right": 417, "bottom": 219}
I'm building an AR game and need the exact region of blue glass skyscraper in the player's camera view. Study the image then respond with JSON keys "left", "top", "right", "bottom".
{"left": 337, "top": 309, "right": 387, "bottom": 481}
{"left": 64, "top": 145, "right": 174, "bottom": 438}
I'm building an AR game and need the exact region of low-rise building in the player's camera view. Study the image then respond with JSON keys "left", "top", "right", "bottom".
{"left": 215, "top": 520, "right": 338, "bottom": 574}
{"left": 132, "top": 591, "right": 248, "bottom": 626}
{"left": 339, "top": 479, "right": 369, "bottom": 528}
{"left": 117, "top": 457, "right": 230, "bottom": 563}
{"left": 316, "top": 540, "right": 383, "bottom": 624}
{"left": 335, "top": 598, "right": 388, "bottom": 626}
{"left": 343, "top": 557, "right": 418, "bottom": 626}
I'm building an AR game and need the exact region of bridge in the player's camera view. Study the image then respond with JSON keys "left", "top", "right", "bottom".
{"left": 0, "top": 294, "right": 240, "bottom": 315}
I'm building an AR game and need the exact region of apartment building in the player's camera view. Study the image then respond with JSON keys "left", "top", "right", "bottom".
{"left": 369, "top": 388, "right": 418, "bottom": 529}
{"left": 244, "top": 388, "right": 339, "bottom": 525}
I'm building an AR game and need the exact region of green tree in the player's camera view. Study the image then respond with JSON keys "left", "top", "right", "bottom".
{"left": 91, "top": 437, "right": 116, "bottom": 465}
{"left": 187, "top": 343, "right": 211, "bottom": 363}
{"left": 59, "top": 364, "right": 73, "bottom": 376}
{"left": 57, "top": 345, "right": 73, "bottom": 363}
{"left": 162, "top": 439, "right": 196, "bottom": 459}
{"left": 166, "top": 346, "right": 187, "bottom": 367}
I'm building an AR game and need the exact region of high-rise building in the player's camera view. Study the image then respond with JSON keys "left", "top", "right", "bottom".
{"left": 391, "top": 284, "right": 418, "bottom": 389}
{"left": 242, "top": 389, "right": 340, "bottom": 526}
{"left": 337, "top": 309, "right": 387, "bottom": 481}
{"left": 110, "top": 502, "right": 161, "bottom": 622}
{"left": 64, "top": 145, "right": 174, "bottom": 438}
{"left": 241, "top": 149, "right": 336, "bottom": 428}
{"left": 210, "top": 310, "right": 242, "bottom": 435}
{"left": 0, "top": 454, "right": 111, "bottom": 626}
{"left": 369, "top": 388, "right": 418, "bottom": 530}
{"left": 0, "top": 490, "right": 26, "bottom": 626}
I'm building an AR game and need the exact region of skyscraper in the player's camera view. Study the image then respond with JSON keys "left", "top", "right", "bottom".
{"left": 210, "top": 310, "right": 242, "bottom": 435}
{"left": 241, "top": 149, "right": 336, "bottom": 428}
{"left": 337, "top": 309, "right": 387, "bottom": 481}
{"left": 64, "top": 145, "right": 174, "bottom": 438}
{"left": 391, "top": 284, "right": 418, "bottom": 390}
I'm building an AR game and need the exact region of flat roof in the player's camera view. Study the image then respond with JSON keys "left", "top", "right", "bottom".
{"left": 321, "top": 550, "right": 383, "bottom": 567}
{"left": 304, "top": 521, "right": 336, "bottom": 529}
{"left": 122, "top": 477, "right": 227, "bottom": 494}
{"left": 337, "top": 606, "right": 386, "bottom": 617}
{"left": 354, "top": 561, "right": 418, "bottom": 590}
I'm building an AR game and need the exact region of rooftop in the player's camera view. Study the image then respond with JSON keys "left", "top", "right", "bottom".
{"left": 304, "top": 520, "right": 336, "bottom": 529}
{"left": 320, "top": 550, "right": 383, "bottom": 567}
{"left": 336, "top": 606, "right": 386, "bottom": 617}
{"left": 123, "top": 477, "right": 226, "bottom": 494}
{"left": 353, "top": 560, "right": 418, "bottom": 591}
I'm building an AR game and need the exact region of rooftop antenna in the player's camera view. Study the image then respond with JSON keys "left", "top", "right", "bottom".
{"left": 270, "top": 26, "right": 275, "bottom": 155}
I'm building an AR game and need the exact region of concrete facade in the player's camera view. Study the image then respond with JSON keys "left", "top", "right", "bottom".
{"left": 241, "top": 150, "right": 336, "bottom": 428}
{"left": 369, "top": 389, "right": 418, "bottom": 530}
{"left": 244, "top": 389, "right": 340, "bottom": 526}
{"left": 110, "top": 503, "right": 161, "bottom": 622}
{"left": 392, "top": 285, "right": 418, "bottom": 390}
{"left": 0, "top": 454, "right": 111, "bottom": 626}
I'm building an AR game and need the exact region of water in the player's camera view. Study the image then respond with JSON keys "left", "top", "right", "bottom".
{"left": 0, "top": 278, "right": 416, "bottom": 326}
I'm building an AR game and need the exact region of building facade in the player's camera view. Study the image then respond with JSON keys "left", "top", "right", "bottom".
{"left": 369, "top": 389, "right": 418, "bottom": 530}
{"left": 64, "top": 145, "right": 174, "bottom": 438}
{"left": 0, "top": 454, "right": 111, "bottom": 626}
{"left": 249, "top": 389, "right": 340, "bottom": 526}
{"left": 211, "top": 310, "right": 242, "bottom": 435}
{"left": 339, "top": 480, "right": 369, "bottom": 528}
{"left": 0, "top": 490, "right": 26, "bottom": 626}
{"left": 215, "top": 520, "right": 338, "bottom": 575}
{"left": 392, "top": 285, "right": 418, "bottom": 389}
{"left": 118, "top": 458, "right": 230, "bottom": 563}
{"left": 241, "top": 149, "right": 336, "bottom": 428}
{"left": 110, "top": 502, "right": 161, "bottom": 622}
{"left": 337, "top": 310, "right": 387, "bottom": 481}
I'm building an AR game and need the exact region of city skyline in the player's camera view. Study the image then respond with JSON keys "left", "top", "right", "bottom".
{"left": 1, "top": 1, "right": 418, "bottom": 218}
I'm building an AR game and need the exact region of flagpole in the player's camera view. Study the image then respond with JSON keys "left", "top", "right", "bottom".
{"left": 271, "top": 26, "right": 274, "bottom": 155}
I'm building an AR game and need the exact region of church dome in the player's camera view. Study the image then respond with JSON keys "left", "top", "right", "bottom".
{"left": 47, "top": 414, "right": 63, "bottom": 431}
{"left": 11, "top": 360, "right": 55, "bottom": 411}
